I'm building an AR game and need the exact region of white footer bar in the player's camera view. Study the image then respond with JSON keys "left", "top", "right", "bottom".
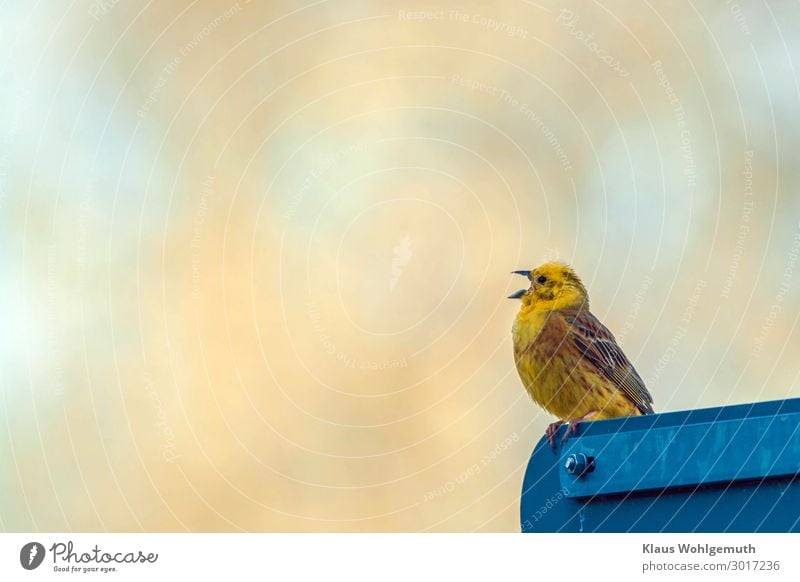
{"left": 0, "top": 533, "right": 794, "bottom": 581}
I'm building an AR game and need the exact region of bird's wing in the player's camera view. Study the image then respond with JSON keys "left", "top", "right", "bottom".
{"left": 563, "top": 309, "right": 655, "bottom": 415}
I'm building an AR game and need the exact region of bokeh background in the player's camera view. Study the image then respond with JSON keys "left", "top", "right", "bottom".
{"left": 2, "top": 0, "right": 800, "bottom": 532}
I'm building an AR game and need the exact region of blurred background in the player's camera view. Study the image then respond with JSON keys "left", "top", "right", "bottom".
{"left": 1, "top": 0, "right": 799, "bottom": 532}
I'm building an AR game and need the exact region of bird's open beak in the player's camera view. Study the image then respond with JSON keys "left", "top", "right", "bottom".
{"left": 508, "top": 270, "right": 532, "bottom": 299}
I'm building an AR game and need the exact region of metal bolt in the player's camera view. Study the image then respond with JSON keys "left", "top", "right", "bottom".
{"left": 564, "top": 453, "right": 594, "bottom": 477}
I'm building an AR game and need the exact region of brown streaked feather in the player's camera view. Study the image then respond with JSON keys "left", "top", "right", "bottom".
{"left": 563, "top": 309, "right": 655, "bottom": 415}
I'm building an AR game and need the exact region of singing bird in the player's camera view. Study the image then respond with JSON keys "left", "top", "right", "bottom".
{"left": 509, "top": 262, "right": 654, "bottom": 448}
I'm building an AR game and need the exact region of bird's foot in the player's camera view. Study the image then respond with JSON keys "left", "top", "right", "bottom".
{"left": 545, "top": 420, "right": 565, "bottom": 451}
{"left": 561, "top": 411, "right": 598, "bottom": 444}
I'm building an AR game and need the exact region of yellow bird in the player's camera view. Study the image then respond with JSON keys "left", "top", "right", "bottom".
{"left": 509, "top": 262, "right": 654, "bottom": 447}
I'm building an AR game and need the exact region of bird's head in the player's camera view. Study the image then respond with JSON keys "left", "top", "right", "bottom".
{"left": 508, "top": 262, "right": 588, "bottom": 311}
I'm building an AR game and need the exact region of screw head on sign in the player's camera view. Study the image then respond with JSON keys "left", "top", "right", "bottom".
{"left": 564, "top": 453, "right": 594, "bottom": 477}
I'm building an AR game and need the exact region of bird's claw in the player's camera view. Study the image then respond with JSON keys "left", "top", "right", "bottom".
{"left": 560, "top": 411, "right": 598, "bottom": 445}
{"left": 561, "top": 421, "right": 581, "bottom": 443}
{"left": 545, "top": 420, "right": 565, "bottom": 452}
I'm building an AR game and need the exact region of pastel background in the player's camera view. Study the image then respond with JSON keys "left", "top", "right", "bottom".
{"left": 1, "top": 0, "right": 799, "bottom": 531}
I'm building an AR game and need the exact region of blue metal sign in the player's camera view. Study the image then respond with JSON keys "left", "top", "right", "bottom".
{"left": 520, "top": 398, "right": 800, "bottom": 532}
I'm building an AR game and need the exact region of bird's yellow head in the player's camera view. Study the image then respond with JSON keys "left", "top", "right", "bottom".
{"left": 508, "top": 262, "right": 589, "bottom": 312}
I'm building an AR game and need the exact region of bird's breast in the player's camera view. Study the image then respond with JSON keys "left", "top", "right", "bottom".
{"left": 513, "top": 311, "right": 579, "bottom": 415}
{"left": 513, "top": 310, "right": 555, "bottom": 380}
{"left": 511, "top": 308, "right": 550, "bottom": 348}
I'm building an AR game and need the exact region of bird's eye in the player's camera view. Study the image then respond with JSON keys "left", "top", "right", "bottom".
{"left": 536, "top": 275, "right": 547, "bottom": 284}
